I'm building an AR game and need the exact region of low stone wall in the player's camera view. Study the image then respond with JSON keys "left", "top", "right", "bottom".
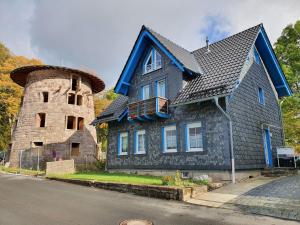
{"left": 46, "top": 160, "right": 75, "bottom": 175}
{"left": 47, "top": 177, "right": 192, "bottom": 201}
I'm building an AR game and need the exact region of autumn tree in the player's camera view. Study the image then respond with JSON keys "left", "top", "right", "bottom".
{"left": 274, "top": 20, "right": 300, "bottom": 152}
{"left": 0, "top": 42, "right": 42, "bottom": 150}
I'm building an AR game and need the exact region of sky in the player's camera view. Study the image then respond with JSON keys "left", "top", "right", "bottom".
{"left": 0, "top": 0, "right": 299, "bottom": 88}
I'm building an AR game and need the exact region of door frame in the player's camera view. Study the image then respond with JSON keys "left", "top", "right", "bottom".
{"left": 263, "top": 128, "right": 273, "bottom": 167}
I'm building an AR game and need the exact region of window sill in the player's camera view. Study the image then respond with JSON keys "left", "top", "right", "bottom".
{"left": 135, "top": 151, "right": 146, "bottom": 155}
{"left": 164, "top": 149, "right": 177, "bottom": 153}
{"left": 187, "top": 148, "right": 203, "bottom": 152}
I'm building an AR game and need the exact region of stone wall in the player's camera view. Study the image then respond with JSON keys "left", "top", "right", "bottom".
{"left": 10, "top": 69, "right": 98, "bottom": 168}
{"left": 47, "top": 177, "right": 192, "bottom": 201}
{"left": 46, "top": 159, "right": 75, "bottom": 175}
{"left": 228, "top": 49, "right": 284, "bottom": 169}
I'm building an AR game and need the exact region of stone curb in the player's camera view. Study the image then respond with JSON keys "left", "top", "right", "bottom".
{"left": 47, "top": 177, "right": 192, "bottom": 201}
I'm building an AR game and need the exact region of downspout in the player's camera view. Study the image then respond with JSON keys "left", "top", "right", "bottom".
{"left": 213, "top": 97, "right": 235, "bottom": 184}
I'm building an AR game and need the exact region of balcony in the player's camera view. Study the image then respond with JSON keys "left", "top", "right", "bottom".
{"left": 128, "top": 97, "right": 169, "bottom": 121}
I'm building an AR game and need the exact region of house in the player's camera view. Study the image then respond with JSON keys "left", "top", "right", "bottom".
{"left": 93, "top": 24, "right": 292, "bottom": 182}
{"left": 9, "top": 65, "right": 105, "bottom": 169}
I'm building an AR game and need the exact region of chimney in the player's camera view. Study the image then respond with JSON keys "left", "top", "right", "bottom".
{"left": 206, "top": 36, "right": 210, "bottom": 53}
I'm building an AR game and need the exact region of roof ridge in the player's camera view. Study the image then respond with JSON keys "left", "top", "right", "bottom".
{"left": 144, "top": 25, "right": 193, "bottom": 54}
{"left": 191, "top": 23, "right": 262, "bottom": 53}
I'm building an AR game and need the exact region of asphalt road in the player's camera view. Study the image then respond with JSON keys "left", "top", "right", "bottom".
{"left": 0, "top": 173, "right": 298, "bottom": 225}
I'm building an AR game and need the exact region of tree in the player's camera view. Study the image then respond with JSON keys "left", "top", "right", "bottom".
{"left": 94, "top": 89, "right": 118, "bottom": 151}
{"left": 274, "top": 21, "right": 300, "bottom": 152}
{"left": 0, "top": 42, "right": 42, "bottom": 151}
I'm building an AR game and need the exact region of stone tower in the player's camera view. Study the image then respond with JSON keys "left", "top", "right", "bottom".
{"left": 9, "top": 65, "right": 105, "bottom": 169}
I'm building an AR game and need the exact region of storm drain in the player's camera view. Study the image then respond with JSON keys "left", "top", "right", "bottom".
{"left": 119, "top": 219, "right": 153, "bottom": 225}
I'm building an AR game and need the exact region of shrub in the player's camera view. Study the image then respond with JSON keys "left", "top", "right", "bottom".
{"left": 162, "top": 175, "right": 175, "bottom": 186}
{"left": 174, "top": 170, "right": 184, "bottom": 186}
{"left": 193, "top": 174, "right": 210, "bottom": 186}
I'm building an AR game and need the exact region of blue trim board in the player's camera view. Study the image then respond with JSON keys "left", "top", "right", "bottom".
{"left": 264, "top": 128, "right": 273, "bottom": 167}
{"left": 115, "top": 27, "right": 189, "bottom": 95}
{"left": 118, "top": 108, "right": 128, "bottom": 122}
{"left": 255, "top": 27, "right": 292, "bottom": 97}
{"left": 161, "top": 127, "right": 165, "bottom": 152}
{"left": 117, "top": 132, "right": 121, "bottom": 155}
{"left": 133, "top": 129, "right": 137, "bottom": 154}
{"left": 184, "top": 124, "right": 189, "bottom": 152}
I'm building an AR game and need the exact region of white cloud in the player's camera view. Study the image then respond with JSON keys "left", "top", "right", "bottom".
{"left": 0, "top": 0, "right": 299, "bottom": 88}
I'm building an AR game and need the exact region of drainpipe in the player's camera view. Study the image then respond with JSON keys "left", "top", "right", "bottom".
{"left": 213, "top": 97, "right": 235, "bottom": 184}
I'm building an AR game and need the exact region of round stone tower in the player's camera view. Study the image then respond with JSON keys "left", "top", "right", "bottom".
{"left": 9, "top": 65, "right": 105, "bottom": 169}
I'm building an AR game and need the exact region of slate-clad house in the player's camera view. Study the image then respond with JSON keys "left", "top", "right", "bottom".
{"left": 94, "top": 24, "right": 292, "bottom": 181}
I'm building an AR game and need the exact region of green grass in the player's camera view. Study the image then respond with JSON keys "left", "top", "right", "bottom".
{"left": 0, "top": 166, "right": 45, "bottom": 176}
{"left": 47, "top": 171, "right": 164, "bottom": 185}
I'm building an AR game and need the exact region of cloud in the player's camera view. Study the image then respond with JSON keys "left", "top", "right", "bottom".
{"left": 0, "top": 0, "right": 299, "bottom": 88}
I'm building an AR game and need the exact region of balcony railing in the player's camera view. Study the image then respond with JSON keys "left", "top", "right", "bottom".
{"left": 128, "top": 97, "right": 169, "bottom": 120}
{"left": 144, "top": 61, "right": 162, "bottom": 74}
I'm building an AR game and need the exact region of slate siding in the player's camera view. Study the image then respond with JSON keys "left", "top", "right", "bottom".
{"left": 228, "top": 56, "right": 284, "bottom": 169}
{"left": 107, "top": 100, "right": 231, "bottom": 170}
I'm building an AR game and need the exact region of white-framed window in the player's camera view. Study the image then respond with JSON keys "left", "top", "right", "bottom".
{"left": 186, "top": 122, "right": 203, "bottom": 152}
{"left": 156, "top": 79, "right": 166, "bottom": 98}
{"left": 118, "top": 132, "right": 128, "bottom": 155}
{"left": 141, "top": 84, "right": 150, "bottom": 100}
{"left": 135, "top": 130, "right": 146, "bottom": 154}
{"left": 143, "top": 48, "right": 162, "bottom": 74}
{"left": 163, "top": 125, "right": 177, "bottom": 153}
{"left": 253, "top": 47, "right": 260, "bottom": 64}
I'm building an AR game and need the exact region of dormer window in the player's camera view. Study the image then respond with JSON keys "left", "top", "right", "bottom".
{"left": 143, "top": 48, "right": 162, "bottom": 74}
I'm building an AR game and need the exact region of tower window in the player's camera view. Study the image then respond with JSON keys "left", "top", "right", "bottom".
{"left": 71, "top": 143, "right": 80, "bottom": 156}
{"left": 33, "top": 142, "right": 43, "bottom": 147}
{"left": 77, "top": 117, "right": 84, "bottom": 130}
{"left": 76, "top": 95, "right": 83, "bottom": 106}
{"left": 67, "top": 116, "right": 76, "bottom": 129}
{"left": 68, "top": 93, "right": 76, "bottom": 104}
{"left": 42, "top": 92, "right": 49, "bottom": 103}
{"left": 71, "top": 78, "right": 78, "bottom": 91}
{"left": 36, "top": 113, "right": 46, "bottom": 127}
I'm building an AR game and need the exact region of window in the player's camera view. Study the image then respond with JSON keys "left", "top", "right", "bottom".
{"left": 156, "top": 79, "right": 166, "bottom": 98}
{"left": 258, "top": 87, "right": 265, "bottom": 105}
{"left": 68, "top": 93, "right": 75, "bottom": 104}
{"left": 33, "top": 142, "right": 43, "bottom": 147}
{"left": 67, "top": 116, "right": 76, "bottom": 129}
{"left": 36, "top": 113, "right": 46, "bottom": 127}
{"left": 76, "top": 95, "right": 83, "bottom": 106}
{"left": 77, "top": 117, "right": 84, "bottom": 130}
{"left": 135, "top": 130, "right": 146, "bottom": 154}
{"left": 163, "top": 125, "right": 177, "bottom": 153}
{"left": 186, "top": 122, "right": 203, "bottom": 152}
{"left": 71, "top": 78, "right": 78, "bottom": 91}
{"left": 71, "top": 143, "right": 80, "bottom": 156}
{"left": 143, "top": 48, "right": 162, "bottom": 74}
{"left": 141, "top": 85, "right": 150, "bottom": 100}
{"left": 118, "top": 132, "right": 128, "bottom": 155}
{"left": 42, "top": 92, "right": 49, "bottom": 102}
{"left": 254, "top": 47, "right": 260, "bottom": 64}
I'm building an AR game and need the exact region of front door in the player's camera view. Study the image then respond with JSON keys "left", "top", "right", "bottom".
{"left": 263, "top": 128, "right": 273, "bottom": 167}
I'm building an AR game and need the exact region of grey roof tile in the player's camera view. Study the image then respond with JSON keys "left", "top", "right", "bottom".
{"left": 93, "top": 95, "right": 128, "bottom": 124}
{"left": 171, "top": 24, "right": 261, "bottom": 105}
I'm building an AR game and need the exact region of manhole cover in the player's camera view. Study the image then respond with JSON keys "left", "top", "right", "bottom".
{"left": 119, "top": 219, "right": 153, "bottom": 225}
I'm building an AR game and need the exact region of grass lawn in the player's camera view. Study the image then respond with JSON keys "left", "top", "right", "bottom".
{"left": 0, "top": 165, "right": 45, "bottom": 176}
{"left": 47, "top": 172, "right": 164, "bottom": 185}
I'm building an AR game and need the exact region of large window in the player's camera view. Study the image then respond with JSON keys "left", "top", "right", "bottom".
{"left": 141, "top": 85, "right": 150, "bottom": 100}
{"left": 135, "top": 130, "right": 146, "bottom": 154}
{"left": 156, "top": 79, "right": 166, "bottom": 98}
{"left": 258, "top": 87, "right": 265, "bottom": 105}
{"left": 118, "top": 132, "right": 128, "bottom": 155}
{"left": 143, "top": 48, "right": 162, "bottom": 74}
{"left": 163, "top": 125, "right": 177, "bottom": 153}
{"left": 186, "top": 122, "right": 203, "bottom": 152}
{"left": 67, "top": 116, "right": 76, "bottom": 129}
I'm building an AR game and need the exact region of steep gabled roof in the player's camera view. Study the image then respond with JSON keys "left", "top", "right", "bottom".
{"left": 172, "top": 24, "right": 261, "bottom": 105}
{"left": 114, "top": 25, "right": 202, "bottom": 95}
{"left": 146, "top": 26, "right": 202, "bottom": 74}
